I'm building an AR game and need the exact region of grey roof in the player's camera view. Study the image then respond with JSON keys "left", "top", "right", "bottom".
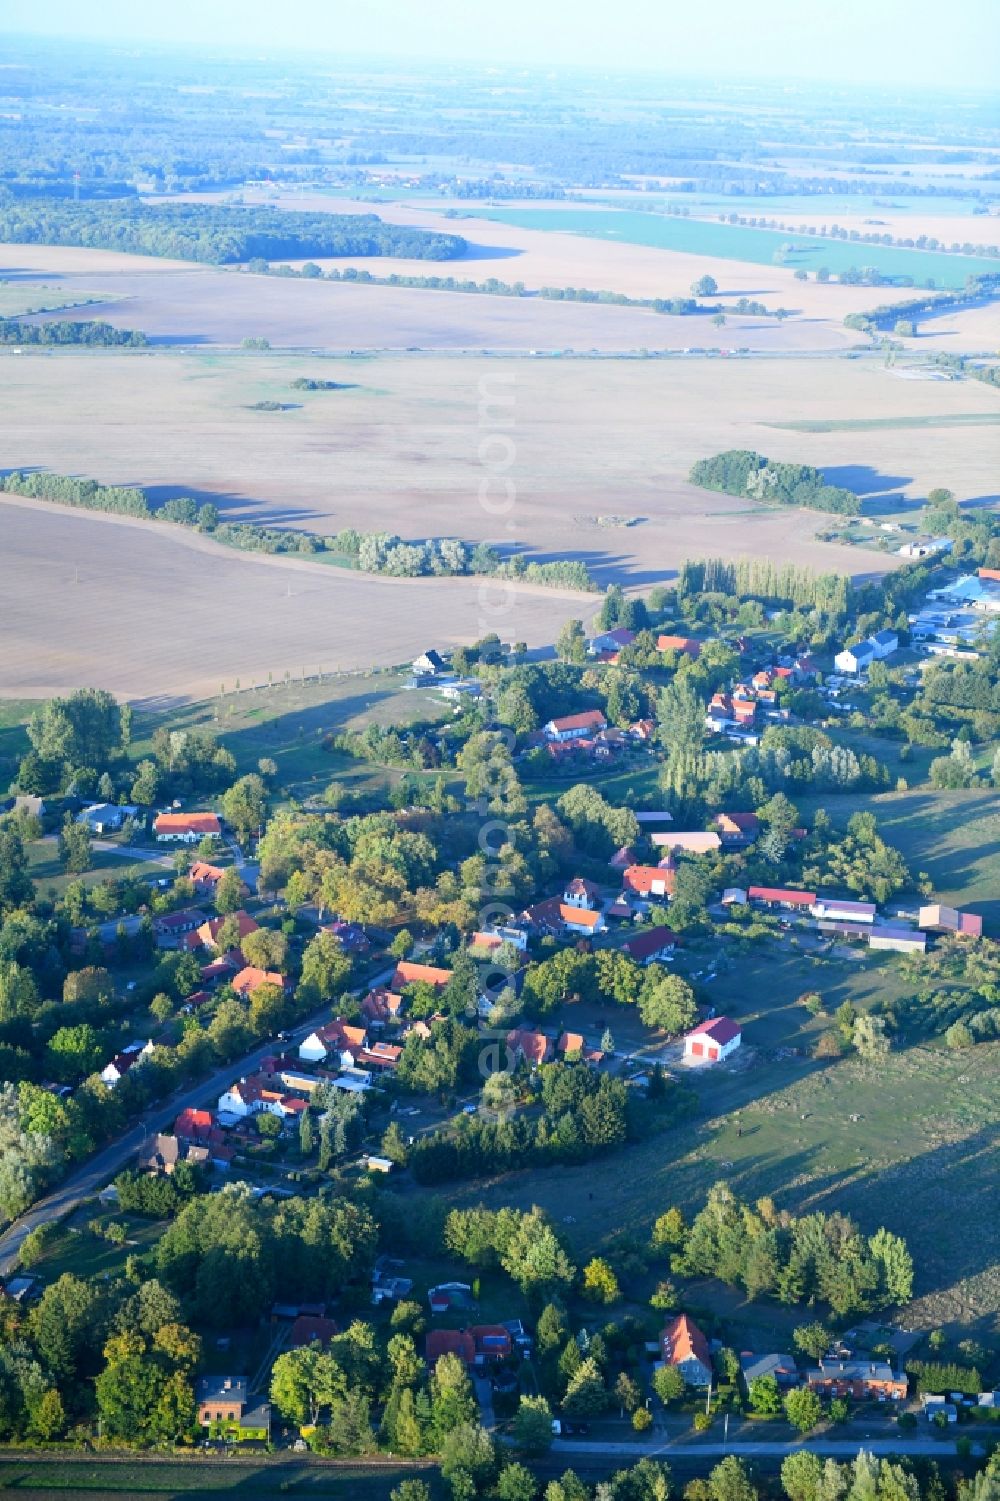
{"left": 196, "top": 1375, "right": 247, "bottom": 1405}
{"left": 872, "top": 629, "right": 898, "bottom": 647}
{"left": 740, "top": 1352, "right": 798, "bottom": 1384}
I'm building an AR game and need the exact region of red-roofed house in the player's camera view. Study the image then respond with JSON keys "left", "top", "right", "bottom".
{"left": 660, "top": 1314, "right": 712, "bottom": 1386}
{"left": 623, "top": 925, "right": 677, "bottom": 964}
{"left": 623, "top": 865, "right": 675, "bottom": 900}
{"left": 426, "top": 1330, "right": 476, "bottom": 1367}
{"left": 556, "top": 1031, "right": 603, "bottom": 1064}
{"left": 232, "top": 965, "right": 286, "bottom": 997}
{"left": 355, "top": 1042, "right": 403, "bottom": 1072}
{"left": 651, "top": 831, "right": 721, "bottom": 855}
{"left": 507, "top": 1028, "right": 554, "bottom": 1068}
{"left": 154, "top": 811, "right": 221, "bottom": 842}
{"left": 299, "top": 1019, "right": 368, "bottom": 1063}
{"left": 392, "top": 960, "right": 453, "bottom": 991}
{"left": 560, "top": 903, "right": 607, "bottom": 935}
{"left": 542, "top": 710, "right": 608, "bottom": 742}
{"left": 563, "top": 877, "right": 601, "bottom": 909}
{"left": 189, "top": 862, "right": 229, "bottom": 894}
{"left": 748, "top": 885, "right": 816, "bottom": 909}
{"left": 684, "top": 1017, "right": 742, "bottom": 1064}
{"left": 589, "top": 626, "right": 636, "bottom": 655}
{"left": 175, "top": 1107, "right": 214, "bottom": 1141}
{"left": 186, "top": 911, "right": 259, "bottom": 954}
{"left": 714, "top": 812, "right": 760, "bottom": 845}
{"left": 608, "top": 846, "right": 637, "bottom": 870}
{"left": 656, "top": 635, "right": 701, "bottom": 658}
{"left": 361, "top": 988, "right": 405, "bottom": 1026}
{"left": 289, "top": 1315, "right": 339, "bottom": 1348}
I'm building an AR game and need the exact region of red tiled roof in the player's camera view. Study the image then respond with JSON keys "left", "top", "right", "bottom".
{"left": 623, "top": 865, "right": 676, "bottom": 897}
{"left": 175, "top": 1107, "right": 213, "bottom": 1140}
{"left": 546, "top": 710, "right": 608, "bottom": 733}
{"left": 507, "top": 1028, "right": 553, "bottom": 1066}
{"left": 662, "top": 1313, "right": 711, "bottom": 1371}
{"left": 232, "top": 965, "right": 285, "bottom": 995}
{"left": 392, "top": 961, "right": 453, "bottom": 990}
{"left": 189, "top": 862, "right": 226, "bottom": 886}
{"left": 656, "top": 635, "right": 701, "bottom": 657}
{"left": 559, "top": 904, "right": 602, "bottom": 929}
{"left": 289, "top": 1315, "right": 339, "bottom": 1348}
{"left": 426, "top": 1330, "right": 476, "bottom": 1366}
{"left": 557, "top": 1031, "right": 586, "bottom": 1054}
{"left": 154, "top": 812, "right": 221, "bottom": 836}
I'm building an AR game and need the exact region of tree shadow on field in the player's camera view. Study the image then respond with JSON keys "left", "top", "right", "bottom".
{"left": 520, "top": 545, "right": 673, "bottom": 589}
{"left": 821, "top": 464, "right": 913, "bottom": 495}
{"left": 455, "top": 241, "right": 524, "bottom": 264}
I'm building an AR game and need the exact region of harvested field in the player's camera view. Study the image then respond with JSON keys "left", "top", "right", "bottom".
{"left": 0, "top": 243, "right": 849, "bottom": 354}
{"left": 0, "top": 496, "right": 598, "bottom": 701}
{"left": 0, "top": 350, "right": 994, "bottom": 585}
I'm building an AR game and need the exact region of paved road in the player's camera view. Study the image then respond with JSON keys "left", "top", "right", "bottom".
{"left": 0, "top": 967, "right": 394, "bottom": 1277}
{"left": 552, "top": 1436, "right": 974, "bottom": 1460}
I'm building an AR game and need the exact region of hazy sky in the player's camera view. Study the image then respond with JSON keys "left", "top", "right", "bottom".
{"left": 2, "top": 0, "right": 998, "bottom": 89}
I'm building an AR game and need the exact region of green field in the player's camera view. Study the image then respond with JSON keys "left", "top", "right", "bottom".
{"left": 480, "top": 206, "right": 1000, "bottom": 289}
{"left": 767, "top": 413, "right": 1000, "bottom": 433}
{"left": 0, "top": 285, "right": 110, "bottom": 318}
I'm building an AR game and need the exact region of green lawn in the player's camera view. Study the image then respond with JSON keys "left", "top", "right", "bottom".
{"left": 30, "top": 1213, "right": 165, "bottom": 1282}
{"left": 26, "top": 842, "right": 159, "bottom": 899}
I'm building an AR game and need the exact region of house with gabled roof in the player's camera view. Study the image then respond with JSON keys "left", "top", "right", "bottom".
{"left": 542, "top": 710, "right": 608, "bottom": 742}
{"left": 186, "top": 911, "right": 259, "bottom": 954}
{"left": 232, "top": 965, "right": 286, "bottom": 998}
{"left": 563, "top": 877, "right": 601, "bottom": 909}
{"left": 748, "top": 885, "right": 816, "bottom": 909}
{"left": 189, "top": 861, "right": 229, "bottom": 894}
{"left": 651, "top": 830, "right": 721, "bottom": 856}
{"left": 361, "top": 987, "right": 405, "bottom": 1026}
{"left": 154, "top": 811, "right": 221, "bottom": 842}
{"left": 623, "top": 925, "right": 677, "bottom": 964}
{"left": 623, "top": 865, "right": 675, "bottom": 900}
{"left": 714, "top": 812, "right": 760, "bottom": 845}
{"left": 560, "top": 903, "right": 606, "bottom": 936}
{"left": 919, "top": 904, "right": 983, "bottom": 938}
{"left": 657, "top": 635, "right": 701, "bottom": 658}
{"left": 659, "top": 1314, "right": 712, "bottom": 1386}
{"left": 392, "top": 960, "right": 453, "bottom": 991}
{"left": 506, "top": 1028, "right": 554, "bottom": 1068}
{"left": 684, "top": 1017, "right": 742, "bottom": 1063}
{"left": 299, "top": 1019, "right": 368, "bottom": 1063}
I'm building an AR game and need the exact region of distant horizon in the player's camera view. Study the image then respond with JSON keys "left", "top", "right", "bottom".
{"left": 1, "top": 0, "right": 998, "bottom": 91}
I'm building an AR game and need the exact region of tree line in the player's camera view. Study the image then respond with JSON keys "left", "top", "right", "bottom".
{"left": 689, "top": 451, "right": 862, "bottom": 517}
{"left": 0, "top": 316, "right": 147, "bottom": 346}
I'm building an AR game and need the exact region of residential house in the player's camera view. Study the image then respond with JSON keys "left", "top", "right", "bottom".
{"left": 175, "top": 1107, "right": 214, "bottom": 1141}
{"left": 623, "top": 864, "right": 676, "bottom": 900}
{"left": 469, "top": 926, "right": 528, "bottom": 954}
{"left": 589, "top": 626, "right": 636, "bottom": 656}
{"left": 659, "top": 1314, "right": 712, "bottom": 1387}
{"left": 188, "top": 861, "right": 229, "bottom": 895}
{"left": 506, "top": 1028, "right": 554, "bottom": 1068}
{"left": 563, "top": 877, "right": 601, "bottom": 909}
{"left": 806, "top": 1359, "right": 907, "bottom": 1401}
{"left": 811, "top": 898, "right": 876, "bottom": 924}
{"left": 101, "top": 1040, "right": 154, "bottom": 1087}
{"left": 153, "top": 811, "right": 222, "bottom": 842}
{"left": 608, "top": 846, "right": 638, "bottom": 870}
{"left": 871, "top": 629, "right": 899, "bottom": 659}
{"left": 354, "top": 1041, "right": 403, "bottom": 1072}
{"left": 835, "top": 642, "right": 876, "bottom": 675}
{"left": 656, "top": 635, "right": 701, "bottom": 658}
{"left": 299, "top": 1020, "right": 368, "bottom": 1063}
{"left": 721, "top": 887, "right": 748, "bottom": 906}
{"left": 186, "top": 911, "right": 259, "bottom": 953}
{"left": 918, "top": 904, "right": 983, "bottom": 938}
{"left": 289, "top": 1315, "right": 339, "bottom": 1348}
{"left": 560, "top": 904, "right": 607, "bottom": 936}
{"left": 426, "top": 1330, "right": 476, "bottom": 1366}
{"left": 556, "top": 1031, "right": 603, "bottom": 1064}
{"left": 361, "top": 987, "right": 406, "bottom": 1027}
{"left": 519, "top": 895, "right": 567, "bottom": 936}
{"left": 747, "top": 886, "right": 816, "bottom": 910}
{"left": 923, "top": 1396, "right": 958, "bottom": 1422}
{"left": 154, "top": 907, "right": 210, "bottom": 946}
{"left": 78, "top": 803, "right": 136, "bottom": 835}
{"left": 413, "top": 649, "right": 446, "bottom": 678}
{"left": 651, "top": 831, "right": 722, "bottom": 856}
{"left": 684, "top": 1017, "right": 742, "bottom": 1063}
{"left": 740, "top": 1352, "right": 799, "bottom": 1387}
{"left": 140, "top": 1133, "right": 210, "bottom": 1175}
{"left": 629, "top": 719, "right": 656, "bottom": 742}
{"left": 13, "top": 795, "right": 46, "bottom": 818}
{"left": 195, "top": 1375, "right": 271, "bottom": 1440}
{"left": 714, "top": 812, "right": 760, "bottom": 846}
{"left": 232, "top": 965, "right": 286, "bottom": 998}
{"left": 391, "top": 960, "right": 453, "bottom": 991}
{"left": 623, "top": 925, "right": 677, "bottom": 964}
{"left": 542, "top": 710, "right": 608, "bottom": 742}
{"left": 322, "top": 919, "right": 370, "bottom": 954}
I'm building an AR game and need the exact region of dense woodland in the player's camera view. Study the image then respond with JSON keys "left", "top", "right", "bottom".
{"left": 689, "top": 453, "right": 862, "bottom": 517}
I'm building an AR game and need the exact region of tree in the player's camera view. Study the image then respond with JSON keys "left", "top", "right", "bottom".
{"left": 241, "top": 928, "right": 287, "bottom": 972}
{"left": 562, "top": 1357, "right": 607, "bottom": 1417}
{"left": 269, "top": 1345, "right": 346, "bottom": 1426}
{"left": 638, "top": 974, "right": 697, "bottom": 1033}
{"left": 784, "top": 1386, "right": 823, "bottom": 1435}
{"left": 852, "top": 1013, "right": 890, "bottom": 1062}
{"left": 556, "top": 619, "right": 587, "bottom": 665}
{"left": 391, "top": 1484, "right": 432, "bottom": 1501}
{"left": 657, "top": 679, "right": 705, "bottom": 760}
{"left": 221, "top": 773, "right": 267, "bottom": 841}
{"left": 0, "top": 825, "right": 33, "bottom": 910}
{"left": 781, "top": 1451, "right": 823, "bottom": 1501}
{"left": 440, "top": 1422, "right": 496, "bottom": 1483}
{"left": 131, "top": 759, "right": 160, "bottom": 805}
{"left": 57, "top": 816, "right": 91, "bottom": 873}
{"left": 868, "top": 1227, "right": 913, "bottom": 1305}
{"left": 582, "top": 1257, "right": 620, "bottom": 1304}
{"left": 712, "top": 313, "right": 727, "bottom": 328}
{"left": 29, "top": 1387, "right": 65, "bottom": 1440}
{"left": 214, "top": 867, "right": 244, "bottom": 914}
{"left": 600, "top": 1027, "right": 614, "bottom": 1056}
{"left": 498, "top": 1464, "right": 538, "bottom": 1501}
{"left": 652, "top": 1365, "right": 685, "bottom": 1405}
{"left": 793, "top": 1323, "right": 832, "bottom": 1361}
{"left": 748, "top": 1374, "right": 782, "bottom": 1414}
{"left": 297, "top": 930, "right": 352, "bottom": 1007}
{"left": 615, "top": 1372, "right": 642, "bottom": 1414}
{"left": 692, "top": 275, "right": 718, "bottom": 296}
{"left": 710, "top": 1457, "right": 757, "bottom": 1501}
{"left": 651, "top": 1207, "right": 687, "bottom": 1251}
{"left": 45, "top": 1024, "right": 105, "bottom": 1083}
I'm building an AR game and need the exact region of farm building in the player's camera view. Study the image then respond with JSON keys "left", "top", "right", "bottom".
{"left": 623, "top": 865, "right": 676, "bottom": 900}
{"left": 542, "top": 710, "right": 608, "bottom": 742}
{"left": 651, "top": 830, "right": 722, "bottom": 855}
{"left": 811, "top": 897, "right": 876, "bottom": 924}
{"left": 154, "top": 811, "right": 221, "bottom": 842}
{"left": 869, "top": 927, "right": 927, "bottom": 954}
{"left": 623, "top": 925, "right": 677, "bottom": 964}
{"left": 684, "top": 1017, "right": 742, "bottom": 1064}
{"left": 918, "top": 904, "right": 983, "bottom": 938}
{"left": 748, "top": 885, "right": 816, "bottom": 909}
{"left": 656, "top": 635, "right": 701, "bottom": 658}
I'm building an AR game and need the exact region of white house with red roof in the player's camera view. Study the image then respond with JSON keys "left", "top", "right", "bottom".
{"left": 153, "top": 811, "right": 221, "bottom": 842}
{"left": 560, "top": 904, "right": 607, "bottom": 936}
{"left": 542, "top": 710, "right": 608, "bottom": 743}
{"left": 684, "top": 1017, "right": 742, "bottom": 1064}
{"left": 562, "top": 877, "right": 601, "bottom": 909}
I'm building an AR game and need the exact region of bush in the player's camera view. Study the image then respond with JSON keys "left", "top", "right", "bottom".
{"left": 633, "top": 1406, "right": 653, "bottom": 1431}
{"left": 693, "top": 1411, "right": 712, "bottom": 1432}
